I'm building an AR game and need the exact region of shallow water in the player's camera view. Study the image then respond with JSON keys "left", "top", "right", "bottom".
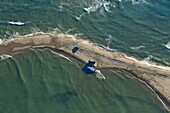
{"left": 0, "top": 0, "right": 170, "bottom": 65}
{"left": 0, "top": 50, "right": 168, "bottom": 113}
{"left": 0, "top": 0, "right": 170, "bottom": 112}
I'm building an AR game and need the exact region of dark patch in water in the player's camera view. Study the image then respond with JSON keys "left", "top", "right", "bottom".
{"left": 49, "top": 90, "right": 78, "bottom": 102}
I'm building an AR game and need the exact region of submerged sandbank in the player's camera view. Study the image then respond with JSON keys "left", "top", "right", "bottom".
{"left": 0, "top": 33, "right": 170, "bottom": 111}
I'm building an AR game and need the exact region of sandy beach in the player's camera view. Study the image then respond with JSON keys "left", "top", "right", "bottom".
{"left": 0, "top": 34, "right": 170, "bottom": 111}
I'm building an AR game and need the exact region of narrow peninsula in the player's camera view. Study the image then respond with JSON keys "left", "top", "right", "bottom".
{"left": 0, "top": 34, "right": 170, "bottom": 111}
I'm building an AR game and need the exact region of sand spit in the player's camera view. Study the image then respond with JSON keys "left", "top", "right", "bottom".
{"left": 0, "top": 34, "right": 170, "bottom": 111}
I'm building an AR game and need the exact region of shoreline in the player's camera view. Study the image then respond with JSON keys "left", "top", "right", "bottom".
{"left": 0, "top": 33, "right": 170, "bottom": 111}
{"left": 34, "top": 47, "right": 170, "bottom": 111}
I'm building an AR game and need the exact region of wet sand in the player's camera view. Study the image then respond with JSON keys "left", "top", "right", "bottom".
{"left": 0, "top": 34, "right": 170, "bottom": 111}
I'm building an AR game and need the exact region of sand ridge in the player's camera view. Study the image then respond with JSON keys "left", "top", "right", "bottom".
{"left": 0, "top": 34, "right": 170, "bottom": 111}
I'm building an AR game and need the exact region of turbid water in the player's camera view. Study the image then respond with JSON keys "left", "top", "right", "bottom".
{"left": 0, "top": 50, "right": 168, "bottom": 113}
{"left": 0, "top": 0, "right": 170, "bottom": 112}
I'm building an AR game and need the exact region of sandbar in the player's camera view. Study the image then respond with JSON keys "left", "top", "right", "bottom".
{"left": 0, "top": 34, "right": 170, "bottom": 111}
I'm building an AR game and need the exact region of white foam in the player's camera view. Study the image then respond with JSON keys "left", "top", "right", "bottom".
{"left": 55, "top": 53, "right": 72, "bottom": 62}
{"left": 58, "top": 1, "right": 70, "bottom": 11}
{"left": 142, "top": 55, "right": 153, "bottom": 62}
{"left": 80, "top": 40, "right": 92, "bottom": 45}
{"left": 44, "top": 49, "right": 72, "bottom": 62}
{"left": 95, "top": 70, "right": 105, "bottom": 79}
{"left": 165, "top": 42, "right": 170, "bottom": 49}
{"left": 53, "top": 27, "right": 61, "bottom": 32}
{"left": 105, "top": 35, "right": 112, "bottom": 47}
{"left": 76, "top": 13, "right": 85, "bottom": 20}
{"left": 132, "top": 0, "right": 150, "bottom": 5}
{"left": 124, "top": 54, "right": 170, "bottom": 71}
{"left": 84, "top": 7, "right": 93, "bottom": 13}
{"left": 0, "top": 39, "right": 3, "bottom": 44}
{"left": 23, "top": 31, "right": 51, "bottom": 38}
{"left": 95, "top": 43, "right": 116, "bottom": 52}
{"left": 132, "top": 0, "right": 141, "bottom": 5}
{"left": 0, "top": 54, "right": 12, "bottom": 60}
{"left": 0, "top": 31, "right": 52, "bottom": 44}
{"left": 8, "top": 21, "right": 25, "bottom": 26}
{"left": 83, "top": 0, "right": 112, "bottom": 14}
{"left": 9, "top": 32, "right": 22, "bottom": 39}
{"left": 65, "top": 28, "right": 75, "bottom": 34}
{"left": 1, "top": 31, "right": 170, "bottom": 72}
{"left": 57, "top": 33, "right": 76, "bottom": 40}
{"left": 102, "top": 1, "right": 111, "bottom": 12}
{"left": 131, "top": 45, "right": 145, "bottom": 50}
{"left": 105, "top": 46, "right": 116, "bottom": 52}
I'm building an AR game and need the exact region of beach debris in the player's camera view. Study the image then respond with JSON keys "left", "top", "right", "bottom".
{"left": 72, "top": 45, "right": 80, "bottom": 54}
{"left": 8, "top": 21, "right": 25, "bottom": 26}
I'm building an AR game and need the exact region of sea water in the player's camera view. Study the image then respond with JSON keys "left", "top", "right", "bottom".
{"left": 0, "top": 0, "right": 170, "bottom": 65}
{"left": 0, "top": 0, "right": 170, "bottom": 112}
{"left": 0, "top": 50, "right": 168, "bottom": 113}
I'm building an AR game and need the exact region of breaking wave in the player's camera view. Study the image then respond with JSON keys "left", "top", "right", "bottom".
{"left": 95, "top": 70, "right": 105, "bottom": 79}
{"left": 124, "top": 54, "right": 170, "bottom": 71}
{"left": 0, "top": 39, "right": 3, "bottom": 44}
{"left": 165, "top": 42, "right": 170, "bottom": 49}
{"left": 50, "top": 51, "right": 72, "bottom": 62}
{"left": 83, "top": 0, "right": 114, "bottom": 14}
{"left": 1, "top": 31, "right": 170, "bottom": 71}
{"left": 0, "top": 54, "right": 12, "bottom": 60}
{"left": 131, "top": 45, "right": 145, "bottom": 50}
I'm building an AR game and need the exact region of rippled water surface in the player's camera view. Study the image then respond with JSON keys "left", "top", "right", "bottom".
{"left": 0, "top": 0, "right": 170, "bottom": 112}
{"left": 0, "top": 0, "right": 170, "bottom": 65}
{"left": 0, "top": 50, "right": 168, "bottom": 113}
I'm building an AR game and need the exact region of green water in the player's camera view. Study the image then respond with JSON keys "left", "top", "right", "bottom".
{"left": 0, "top": 0, "right": 170, "bottom": 65}
{"left": 0, "top": 0, "right": 170, "bottom": 112}
{"left": 0, "top": 50, "right": 168, "bottom": 113}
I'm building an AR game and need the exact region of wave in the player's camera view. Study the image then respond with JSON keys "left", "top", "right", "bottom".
{"left": 165, "top": 41, "right": 170, "bottom": 49}
{"left": 56, "top": 33, "right": 77, "bottom": 40}
{"left": 1, "top": 31, "right": 170, "bottom": 71}
{"left": 0, "top": 54, "right": 12, "bottom": 60}
{"left": 131, "top": 0, "right": 150, "bottom": 5}
{"left": 36, "top": 47, "right": 72, "bottom": 62}
{"left": 124, "top": 54, "right": 170, "bottom": 71}
{"left": 0, "top": 39, "right": 3, "bottom": 44}
{"left": 82, "top": 0, "right": 150, "bottom": 15}
{"left": 95, "top": 70, "right": 105, "bottom": 79}
{"left": 95, "top": 43, "right": 116, "bottom": 52}
{"left": 142, "top": 55, "right": 153, "bottom": 62}
{"left": 58, "top": 1, "right": 70, "bottom": 11}
{"left": 130, "top": 45, "right": 145, "bottom": 50}
{"left": 1, "top": 32, "right": 23, "bottom": 43}
{"left": 76, "top": 12, "right": 86, "bottom": 20}
{"left": 1, "top": 26, "right": 83, "bottom": 43}
{"left": 0, "top": 30, "right": 53, "bottom": 44}
{"left": 8, "top": 21, "right": 25, "bottom": 26}
{"left": 50, "top": 50, "right": 72, "bottom": 62}
{"left": 83, "top": 0, "right": 113, "bottom": 14}
{"left": 9, "top": 32, "right": 22, "bottom": 39}
{"left": 105, "top": 35, "right": 112, "bottom": 48}
{"left": 131, "top": 0, "right": 141, "bottom": 5}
